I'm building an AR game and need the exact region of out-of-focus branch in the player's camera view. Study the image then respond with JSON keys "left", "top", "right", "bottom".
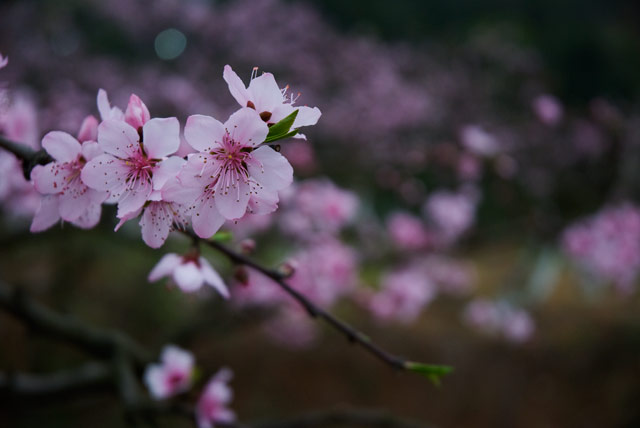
{"left": 0, "top": 279, "right": 152, "bottom": 365}
{"left": 188, "top": 231, "right": 451, "bottom": 382}
{"left": 0, "top": 135, "right": 52, "bottom": 179}
{"left": 0, "top": 361, "right": 112, "bottom": 397}
{"left": 252, "top": 408, "right": 436, "bottom": 428}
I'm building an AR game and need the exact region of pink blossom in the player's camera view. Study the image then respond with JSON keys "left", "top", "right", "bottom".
{"left": 424, "top": 189, "right": 478, "bottom": 245}
{"left": 170, "top": 108, "right": 291, "bottom": 237}
{"left": 116, "top": 156, "right": 191, "bottom": 248}
{"left": 223, "top": 65, "right": 321, "bottom": 136}
{"left": 562, "top": 204, "right": 640, "bottom": 292}
{"left": 96, "top": 89, "right": 124, "bottom": 121}
{"left": 368, "top": 266, "right": 436, "bottom": 323}
{"left": 196, "top": 368, "right": 236, "bottom": 428}
{"left": 459, "top": 125, "right": 500, "bottom": 157}
{"left": 144, "top": 345, "right": 194, "bottom": 400}
{"left": 0, "top": 53, "right": 8, "bottom": 69}
{"left": 30, "top": 129, "right": 107, "bottom": 232}
{"left": 387, "top": 211, "right": 430, "bottom": 250}
{"left": 532, "top": 94, "right": 563, "bottom": 125}
{"left": 148, "top": 252, "right": 229, "bottom": 296}
{"left": 463, "top": 299, "right": 535, "bottom": 343}
{"left": 81, "top": 94, "right": 180, "bottom": 218}
{"left": 280, "top": 179, "right": 358, "bottom": 238}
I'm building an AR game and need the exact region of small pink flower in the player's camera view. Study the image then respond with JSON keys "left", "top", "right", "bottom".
{"left": 368, "top": 267, "right": 435, "bottom": 323}
{"left": 424, "top": 189, "right": 478, "bottom": 245}
{"left": 144, "top": 345, "right": 194, "bottom": 400}
{"left": 196, "top": 368, "right": 236, "bottom": 428}
{"left": 223, "top": 65, "right": 321, "bottom": 137}
{"left": 459, "top": 125, "right": 499, "bottom": 157}
{"left": 81, "top": 94, "right": 180, "bottom": 218}
{"left": 30, "top": 131, "right": 107, "bottom": 232}
{"left": 173, "top": 108, "right": 292, "bottom": 237}
{"left": 532, "top": 94, "right": 563, "bottom": 125}
{"left": 148, "top": 252, "right": 229, "bottom": 296}
{"left": 387, "top": 211, "right": 429, "bottom": 250}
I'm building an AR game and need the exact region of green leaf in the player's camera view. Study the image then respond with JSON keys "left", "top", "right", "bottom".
{"left": 405, "top": 361, "right": 453, "bottom": 386}
{"left": 211, "top": 230, "right": 233, "bottom": 242}
{"left": 264, "top": 109, "right": 299, "bottom": 143}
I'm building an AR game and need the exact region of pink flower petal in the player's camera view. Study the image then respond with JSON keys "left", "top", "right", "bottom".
{"left": 31, "top": 163, "right": 65, "bottom": 195}
{"left": 184, "top": 115, "right": 225, "bottom": 152}
{"left": 148, "top": 253, "right": 182, "bottom": 282}
{"left": 247, "top": 146, "right": 293, "bottom": 191}
{"left": 70, "top": 202, "right": 102, "bottom": 229}
{"left": 199, "top": 257, "right": 229, "bottom": 298}
{"left": 173, "top": 262, "right": 204, "bottom": 292}
{"left": 142, "top": 117, "right": 180, "bottom": 159}
{"left": 96, "top": 89, "right": 123, "bottom": 121}
{"left": 58, "top": 182, "right": 92, "bottom": 222}
{"left": 192, "top": 200, "right": 225, "bottom": 238}
{"left": 153, "top": 156, "right": 186, "bottom": 191}
{"left": 223, "top": 65, "right": 250, "bottom": 107}
{"left": 247, "top": 72, "right": 282, "bottom": 112}
{"left": 81, "top": 154, "right": 129, "bottom": 192}
{"left": 30, "top": 195, "right": 60, "bottom": 232}
{"left": 140, "top": 203, "right": 172, "bottom": 248}
{"left": 293, "top": 106, "right": 322, "bottom": 128}
{"left": 77, "top": 115, "right": 99, "bottom": 143}
{"left": 124, "top": 94, "right": 151, "bottom": 129}
{"left": 215, "top": 179, "right": 250, "bottom": 220}
{"left": 81, "top": 141, "right": 104, "bottom": 161}
{"left": 225, "top": 108, "right": 269, "bottom": 148}
{"left": 116, "top": 180, "right": 153, "bottom": 218}
{"left": 97, "top": 120, "right": 140, "bottom": 158}
{"left": 42, "top": 131, "right": 81, "bottom": 163}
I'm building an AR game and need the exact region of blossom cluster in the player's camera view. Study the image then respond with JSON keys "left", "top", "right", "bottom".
{"left": 562, "top": 203, "right": 640, "bottom": 293}
{"left": 463, "top": 299, "right": 535, "bottom": 343}
{"left": 144, "top": 345, "right": 235, "bottom": 428}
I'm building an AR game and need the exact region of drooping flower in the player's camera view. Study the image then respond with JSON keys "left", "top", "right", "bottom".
{"left": 196, "top": 368, "right": 236, "bottom": 428}
{"left": 173, "top": 108, "right": 292, "bottom": 237}
{"left": 144, "top": 345, "right": 194, "bottom": 400}
{"left": 81, "top": 94, "right": 180, "bottom": 218}
{"left": 30, "top": 121, "right": 108, "bottom": 232}
{"left": 148, "top": 252, "right": 229, "bottom": 296}
{"left": 223, "top": 65, "right": 321, "bottom": 136}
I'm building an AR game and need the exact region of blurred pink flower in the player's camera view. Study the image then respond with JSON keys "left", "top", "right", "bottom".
{"left": 368, "top": 266, "right": 436, "bottom": 323}
{"left": 463, "top": 299, "right": 534, "bottom": 343}
{"left": 262, "top": 306, "right": 317, "bottom": 349}
{"left": 144, "top": 345, "right": 194, "bottom": 400}
{"left": 424, "top": 189, "right": 478, "bottom": 245}
{"left": 0, "top": 53, "right": 8, "bottom": 69}
{"left": 562, "top": 203, "right": 640, "bottom": 292}
{"left": 196, "top": 368, "right": 236, "bottom": 428}
{"left": 459, "top": 125, "right": 499, "bottom": 157}
{"left": 387, "top": 211, "right": 430, "bottom": 250}
{"left": 148, "top": 252, "right": 229, "bottom": 296}
{"left": 532, "top": 94, "right": 563, "bottom": 125}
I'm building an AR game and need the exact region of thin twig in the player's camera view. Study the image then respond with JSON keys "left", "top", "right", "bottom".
{"left": 0, "top": 135, "right": 52, "bottom": 179}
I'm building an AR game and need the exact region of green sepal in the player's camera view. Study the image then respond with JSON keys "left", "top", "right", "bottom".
{"left": 405, "top": 361, "right": 453, "bottom": 386}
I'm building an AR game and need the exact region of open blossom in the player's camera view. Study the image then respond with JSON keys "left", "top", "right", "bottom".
{"left": 144, "top": 345, "right": 194, "bottom": 400}
{"left": 116, "top": 156, "right": 190, "bottom": 248}
{"left": 223, "top": 64, "right": 321, "bottom": 137}
{"left": 196, "top": 368, "right": 235, "bottom": 428}
{"left": 169, "top": 107, "right": 292, "bottom": 238}
{"left": 30, "top": 118, "right": 107, "bottom": 232}
{"left": 81, "top": 94, "right": 180, "bottom": 218}
{"left": 148, "top": 252, "right": 229, "bottom": 296}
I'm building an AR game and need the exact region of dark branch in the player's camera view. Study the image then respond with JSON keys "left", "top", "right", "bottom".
{"left": 0, "top": 134, "right": 52, "bottom": 179}
{"left": 0, "top": 361, "right": 112, "bottom": 397}
{"left": 0, "top": 280, "right": 152, "bottom": 365}
{"left": 190, "top": 231, "right": 430, "bottom": 374}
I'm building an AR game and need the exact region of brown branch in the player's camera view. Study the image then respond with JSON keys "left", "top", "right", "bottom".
{"left": 0, "top": 361, "right": 112, "bottom": 397}
{"left": 0, "top": 279, "right": 152, "bottom": 365}
{"left": 0, "top": 134, "right": 52, "bottom": 179}
{"left": 189, "top": 231, "right": 446, "bottom": 376}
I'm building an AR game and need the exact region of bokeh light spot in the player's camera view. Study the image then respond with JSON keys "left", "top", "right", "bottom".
{"left": 154, "top": 28, "right": 187, "bottom": 60}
